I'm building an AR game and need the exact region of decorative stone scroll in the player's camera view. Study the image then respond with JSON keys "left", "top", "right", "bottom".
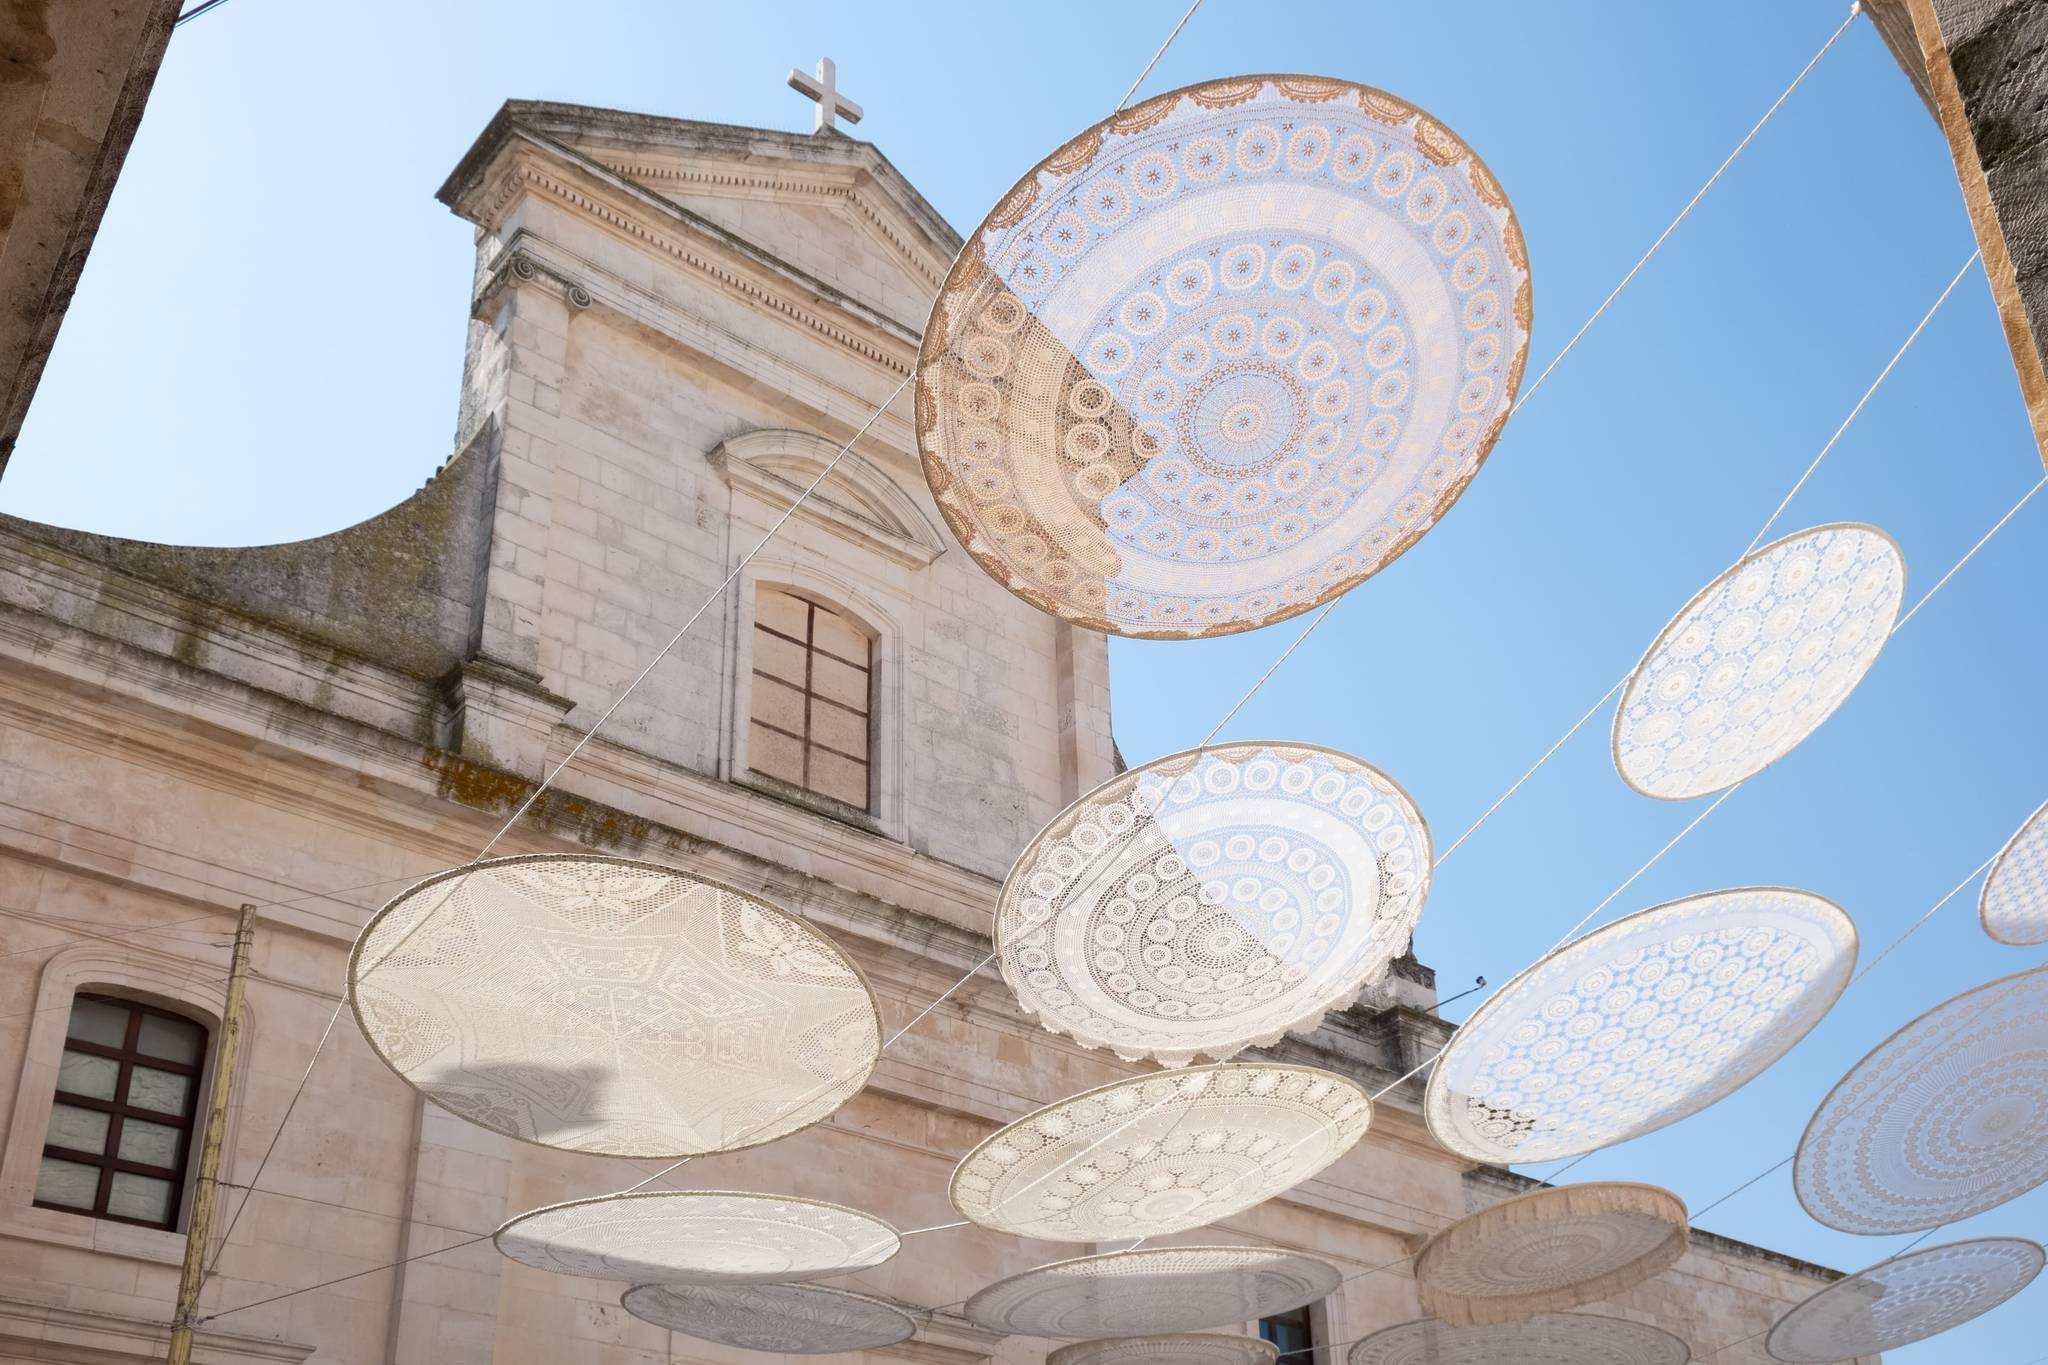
{"left": 1766, "top": 1238, "right": 2044, "bottom": 1362}
{"left": 1348, "top": 1313, "right": 1692, "bottom": 1365}
{"left": 620, "top": 1281, "right": 915, "bottom": 1354}
{"left": 1795, "top": 963, "right": 2048, "bottom": 1234}
{"left": 1425, "top": 888, "right": 1856, "bottom": 1163}
{"left": 950, "top": 1063, "right": 1370, "bottom": 1241}
{"left": 996, "top": 742, "right": 1429, "bottom": 1066}
{"left": 917, "top": 75, "right": 1531, "bottom": 639}
{"left": 494, "top": 1189, "right": 898, "bottom": 1284}
{"left": 1982, "top": 799, "right": 2048, "bottom": 945}
{"left": 1050, "top": 1335, "right": 1280, "bottom": 1365}
{"left": 348, "top": 854, "right": 880, "bottom": 1157}
{"left": 1413, "top": 1183, "right": 1689, "bottom": 1327}
{"left": 1613, "top": 524, "right": 1904, "bottom": 800}
{"left": 965, "top": 1246, "right": 1342, "bottom": 1339}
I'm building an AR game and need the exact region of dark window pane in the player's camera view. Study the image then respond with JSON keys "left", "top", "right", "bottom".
{"left": 57, "top": 1049, "right": 118, "bottom": 1101}
{"left": 35, "top": 1156, "right": 99, "bottom": 1211}
{"left": 136, "top": 1013, "right": 204, "bottom": 1065}
{"left": 66, "top": 998, "right": 129, "bottom": 1048}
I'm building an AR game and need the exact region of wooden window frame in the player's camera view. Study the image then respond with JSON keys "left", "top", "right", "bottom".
{"left": 1258, "top": 1303, "right": 1317, "bottom": 1362}
{"left": 35, "top": 994, "right": 204, "bottom": 1231}
{"left": 749, "top": 593, "right": 876, "bottom": 813}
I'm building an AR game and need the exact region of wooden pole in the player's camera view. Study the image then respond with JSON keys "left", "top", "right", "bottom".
{"left": 166, "top": 903, "right": 258, "bottom": 1365}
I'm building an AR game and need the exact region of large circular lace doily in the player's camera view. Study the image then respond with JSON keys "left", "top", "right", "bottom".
{"left": 1414, "top": 1183, "right": 1689, "bottom": 1327}
{"left": 965, "top": 1246, "right": 1342, "bottom": 1339}
{"left": 997, "top": 742, "right": 1429, "bottom": 1066}
{"left": 1794, "top": 963, "right": 2048, "bottom": 1234}
{"left": 1347, "top": 1313, "right": 1692, "bottom": 1365}
{"left": 950, "top": 1063, "right": 1370, "bottom": 1241}
{"left": 348, "top": 855, "right": 880, "bottom": 1156}
{"left": 1050, "top": 1335, "right": 1279, "bottom": 1365}
{"left": 493, "top": 1190, "right": 898, "bottom": 1285}
{"left": 620, "top": 1281, "right": 915, "bottom": 1354}
{"left": 1613, "top": 524, "right": 1904, "bottom": 801}
{"left": 1766, "top": 1237, "right": 2045, "bottom": 1362}
{"left": 916, "top": 76, "right": 1531, "bottom": 640}
{"left": 1425, "top": 888, "right": 1856, "bottom": 1164}
{"left": 1983, "top": 799, "right": 2048, "bottom": 945}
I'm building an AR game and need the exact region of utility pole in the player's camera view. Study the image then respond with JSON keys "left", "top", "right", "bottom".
{"left": 166, "top": 903, "right": 258, "bottom": 1365}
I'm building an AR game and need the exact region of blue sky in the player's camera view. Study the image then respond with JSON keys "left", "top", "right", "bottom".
{"left": 7, "top": 2, "right": 2046, "bottom": 1358}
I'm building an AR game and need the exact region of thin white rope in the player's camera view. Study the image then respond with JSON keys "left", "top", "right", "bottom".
{"left": 1894, "top": 475, "right": 2048, "bottom": 632}
{"left": 1199, "top": 598, "right": 1343, "bottom": 746}
{"left": 1115, "top": 0, "right": 1202, "bottom": 113}
{"left": 1432, "top": 676, "right": 1628, "bottom": 870}
{"left": 1746, "top": 251, "right": 1982, "bottom": 555}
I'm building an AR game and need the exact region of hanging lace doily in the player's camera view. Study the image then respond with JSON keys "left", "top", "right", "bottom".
{"left": 1982, "top": 799, "right": 2048, "bottom": 945}
{"left": 1426, "top": 887, "right": 1856, "bottom": 1164}
{"left": 348, "top": 855, "right": 880, "bottom": 1156}
{"left": 1347, "top": 1313, "right": 1692, "bottom": 1365}
{"left": 620, "top": 1281, "right": 916, "bottom": 1354}
{"left": 996, "top": 742, "right": 1429, "bottom": 1066}
{"left": 916, "top": 75, "right": 1531, "bottom": 639}
{"left": 1613, "top": 524, "right": 1904, "bottom": 800}
{"left": 966, "top": 1246, "right": 1342, "bottom": 1339}
{"left": 1050, "top": 1335, "right": 1280, "bottom": 1365}
{"left": 1795, "top": 963, "right": 2048, "bottom": 1234}
{"left": 1414, "top": 1183, "right": 1689, "bottom": 1327}
{"left": 950, "top": 1062, "right": 1370, "bottom": 1241}
{"left": 1766, "top": 1237, "right": 2044, "bottom": 1362}
{"left": 494, "top": 1189, "right": 899, "bottom": 1284}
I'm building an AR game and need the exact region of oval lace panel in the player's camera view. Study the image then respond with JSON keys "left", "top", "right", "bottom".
{"left": 1348, "top": 1313, "right": 1692, "bottom": 1365}
{"left": 621, "top": 1282, "right": 915, "bottom": 1354}
{"left": 1614, "top": 524, "right": 1904, "bottom": 800}
{"left": 1767, "top": 1238, "right": 2044, "bottom": 1362}
{"left": 950, "top": 1063, "right": 1370, "bottom": 1241}
{"left": 348, "top": 855, "right": 880, "bottom": 1156}
{"left": 1050, "top": 1335, "right": 1279, "bottom": 1365}
{"left": 1426, "top": 887, "right": 1856, "bottom": 1163}
{"left": 1795, "top": 963, "right": 2048, "bottom": 1234}
{"left": 1414, "top": 1183, "right": 1689, "bottom": 1327}
{"left": 997, "top": 742, "right": 1429, "bottom": 1066}
{"left": 1982, "top": 799, "right": 2048, "bottom": 945}
{"left": 917, "top": 75, "right": 1530, "bottom": 639}
{"left": 966, "top": 1246, "right": 1342, "bottom": 1339}
{"left": 494, "top": 1190, "right": 899, "bottom": 1284}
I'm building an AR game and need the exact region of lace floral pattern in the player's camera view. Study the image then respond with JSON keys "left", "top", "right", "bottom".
{"left": 1766, "top": 1238, "right": 2045, "bottom": 1362}
{"left": 494, "top": 1190, "right": 898, "bottom": 1284}
{"left": 966, "top": 1246, "right": 1341, "bottom": 1339}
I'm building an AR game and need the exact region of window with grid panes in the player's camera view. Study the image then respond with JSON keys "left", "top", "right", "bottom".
{"left": 748, "top": 588, "right": 874, "bottom": 811}
{"left": 35, "top": 994, "right": 206, "bottom": 1230}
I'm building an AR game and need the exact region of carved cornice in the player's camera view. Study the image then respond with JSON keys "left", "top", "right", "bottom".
{"left": 464, "top": 140, "right": 922, "bottom": 374}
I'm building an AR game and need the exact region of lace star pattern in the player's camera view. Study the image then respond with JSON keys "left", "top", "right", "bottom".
{"left": 1414, "top": 1183, "right": 1689, "bottom": 1327}
{"left": 950, "top": 1063, "right": 1370, "bottom": 1241}
{"left": 494, "top": 1190, "right": 899, "bottom": 1284}
{"left": 997, "top": 742, "right": 1429, "bottom": 1066}
{"left": 348, "top": 855, "right": 880, "bottom": 1157}
{"left": 1426, "top": 888, "right": 1856, "bottom": 1164}
{"left": 620, "top": 1282, "right": 914, "bottom": 1354}
{"left": 1614, "top": 524, "right": 1904, "bottom": 800}
{"left": 1795, "top": 963, "right": 2048, "bottom": 1234}
{"left": 917, "top": 76, "right": 1530, "bottom": 638}
{"left": 966, "top": 1246, "right": 1341, "bottom": 1339}
{"left": 1347, "top": 1314, "right": 1691, "bottom": 1365}
{"left": 1982, "top": 799, "right": 2048, "bottom": 946}
{"left": 1050, "top": 1336, "right": 1279, "bottom": 1365}
{"left": 1766, "top": 1238, "right": 2045, "bottom": 1362}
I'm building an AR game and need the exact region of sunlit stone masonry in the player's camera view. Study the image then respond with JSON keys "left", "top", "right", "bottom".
{"left": 0, "top": 95, "right": 1868, "bottom": 1364}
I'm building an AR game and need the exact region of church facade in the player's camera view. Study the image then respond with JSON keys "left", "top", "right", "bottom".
{"left": 0, "top": 98, "right": 1868, "bottom": 1364}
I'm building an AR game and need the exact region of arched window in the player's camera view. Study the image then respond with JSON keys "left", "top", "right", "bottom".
{"left": 747, "top": 586, "right": 875, "bottom": 812}
{"left": 34, "top": 993, "right": 207, "bottom": 1230}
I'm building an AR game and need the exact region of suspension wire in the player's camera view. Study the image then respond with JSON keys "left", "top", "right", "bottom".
{"left": 1893, "top": 475, "right": 2048, "bottom": 631}
{"left": 1115, "top": 0, "right": 1203, "bottom": 113}
{"left": 1746, "top": 252, "right": 1982, "bottom": 555}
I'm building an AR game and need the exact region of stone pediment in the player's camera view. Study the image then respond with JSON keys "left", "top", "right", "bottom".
{"left": 708, "top": 428, "right": 947, "bottom": 569}
{"left": 439, "top": 101, "right": 960, "bottom": 335}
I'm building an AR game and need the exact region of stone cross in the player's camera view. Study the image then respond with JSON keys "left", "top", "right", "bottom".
{"left": 786, "top": 56, "right": 864, "bottom": 135}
